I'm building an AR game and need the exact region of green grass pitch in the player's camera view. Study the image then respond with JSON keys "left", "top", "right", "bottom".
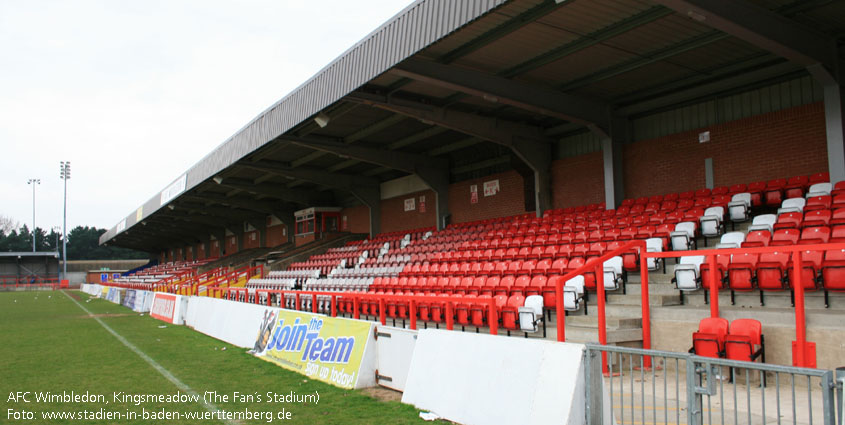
{"left": 0, "top": 290, "right": 432, "bottom": 424}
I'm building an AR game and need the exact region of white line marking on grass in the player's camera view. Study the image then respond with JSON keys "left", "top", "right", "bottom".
{"left": 63, "top": 291, "right": 237, "bottom": 425}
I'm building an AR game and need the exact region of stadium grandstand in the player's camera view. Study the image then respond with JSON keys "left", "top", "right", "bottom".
{"left": 95, "top": 0, "right": 845, "bottom": 422}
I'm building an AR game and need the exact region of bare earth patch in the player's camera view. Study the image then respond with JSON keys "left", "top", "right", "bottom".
{"left": 359, "top": 386, "right": 403, "bottom": 402}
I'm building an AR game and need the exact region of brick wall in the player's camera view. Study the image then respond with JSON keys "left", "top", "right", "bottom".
{"left": 380, "top": 189, "right": 437, "bottom": 233}
{"left": 243, "top": 230, "right": 260, "bottom": 249}
{"left": 295, "top": 233, "right": 315, "bottom": 247}
{"left": 624, "top": 102, "right": 828, "bottom": 198}
{"left": 196, "top": 243, "right": 206, "bottom": 260}
{"left": 551, "top": 151, "right": 605, "bottom": 208}
{"left": 210, "top": 240, "right": 220, "bottom": 258}
{"left": 449, "top": 170, "right": 526, "bottom": 224}
{"left": 226, "top": 235, "right": 238, "bottom": 256}
{"left": 267, "top": 225, "right": 287, "bottom": 247}
{"left": 343, "top": 103, "right": 828, "bottom": 232}
{"left": 341, "top": 205, "right": 371, "bottom": 234}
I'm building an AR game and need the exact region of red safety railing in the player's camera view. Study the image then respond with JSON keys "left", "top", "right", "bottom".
{"left": 208, "top": 286, "right": 500, "bottom": 335}
{"left": 553, "top": 240, "right": 651, "bottom": 374}
{"left": 643, "top": 241, "right": 845, "bottom": 369}
{"left": 181, "top": 265, "right": 264, "bottom": 295}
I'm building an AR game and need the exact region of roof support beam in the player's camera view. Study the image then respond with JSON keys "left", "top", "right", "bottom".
{"left": 501, "top": 6, "right": 672, "bottom": 78}
{"left": 241, "top": 161, "right": 385, "bottom": 235}
{"left": 347, "top": 92, "right": 553, "bottom": 216}
{"left": 281, "top": 135, "right": 450, "bottom": 230}
{"left": 651, "top": 0, "right": 838, "bottom": 83}
{"left": 290, "top": 115, "right": 406, "bottom": 168}
{"left": 215, "top": 177, "right": 331, "bottom": 205}
{"left": 393, "top": 58, "right": 611, "bottom": 137}
{"left": 602, "top": 118, "right": 628, "bottom": 209}
{"left": 181, "top": 193, "right": 281, "bottom": 216}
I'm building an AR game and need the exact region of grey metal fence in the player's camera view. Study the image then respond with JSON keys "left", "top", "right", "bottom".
{"left": 584, "top": 344, "right": 843, "bottom": 425}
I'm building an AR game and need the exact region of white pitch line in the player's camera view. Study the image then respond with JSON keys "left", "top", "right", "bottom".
{"left": 63, "top": 291, "right": 236, "bottom": 425}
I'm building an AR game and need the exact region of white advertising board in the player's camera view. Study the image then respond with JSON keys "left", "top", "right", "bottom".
{"left": 402, "top": 330, "right": 589, "bottom": 425}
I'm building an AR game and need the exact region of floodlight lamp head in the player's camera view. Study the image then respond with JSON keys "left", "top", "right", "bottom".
{"left": 314, "top": 112, "right": 330, "bottom": 128}
{"left": 213, "top": 176, "right": 224, "bottom": 184}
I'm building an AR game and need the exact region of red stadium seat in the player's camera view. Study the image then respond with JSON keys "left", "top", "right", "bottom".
{"left": 728, "top": 183, "right": 747, "bottom": 195}
{"left": 501, "top": 294, "right": 526, "bottom": 331}
{"left": 804, "top": 195, "right": 831, "bottom": 212}
{"left": 799, "top": 226, "right": 830, "bottom": 244}
{"left": 770, "top": 228, "right": 800, "bottom": 246}
{"left": 784, "top": 175, "right": 809, "bottom": 199}
{"left": 725, "top": 319, "right": 765, "bottom": 373}
{"left": 712, "top": 186, "right": 729, "bottom": 196}
{"left": 803, "top": 210, "right": 831, "bottom": 228}
{"left": 822, "top": 249, "right": 845, "bottom": 300}
{"left": 727, "top": 253, "right": 758, "bottom": 293}
{"left": 756, "top": 251, "right": 789, "bottom": 293}
{"left": 741, "top": 230, "right": 771, "bottom": 248}
{"left": 809, "top": 172, "right": 829, "bottom": 185}
{"left": 764, "top": 178, "right": 787, "bottom": 207}
{"left": 789, "top": 250, "right": 822, "bottom": 292}
{"left": 832, "top": 182, "right": 845, "bottom": 197}
{"left": 773, "top": 212, "right": 802, "bottom": 231}
{"left": 692, "top": 317, "right": 729, "bottom": 358}
{"left": 747, "top": 181, "right": 767, "bottom": 207}
{"left": 695, "top": 188, "right": 712, "bottom": 198}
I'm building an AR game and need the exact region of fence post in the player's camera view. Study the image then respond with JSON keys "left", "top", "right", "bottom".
{"left": 792, "top": 250, "right": 811, "bottom": 367}
{"left": 445, "top": 301, "right": 454, "bottom": 331}
{"left": 639, "top": 244, "right": 653, "bottom": 369}
{"left": 707, "top": 254, "right": 719, "bottom": 318}
{"left": 556, "top": 278, "right": 565, "bottom": 342}
{"left": 595, "top": 263, "right": 608, "bottom": 375}
{"left": 585, "top": 348, "right": 603, "bottom": 425}
{"left": 353, "top": 295, "right": 360, "bottom": 320}
{"left": 409, "top": 300, "right": 417, "bottom": 330}
{"left": 488, "top": 298, "right": 498, "bottom": 336}
{"left": 686, "top": 358, "right": 702, "bottom": 425}
{"left": 311, "top": 292, "right": 317, "bottom": 314}
{"left": 331, "top": 295, "right": 337, "bottom": 318}
{"left": 379, "top": 298, "right": 386, "bottom": 325}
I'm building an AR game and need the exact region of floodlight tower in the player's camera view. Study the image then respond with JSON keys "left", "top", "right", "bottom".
{"left": 27, "top": 178, "right": 40, "bottom": 252}
{"left": 60, "top": 161, "right": 70, "bottom": 280}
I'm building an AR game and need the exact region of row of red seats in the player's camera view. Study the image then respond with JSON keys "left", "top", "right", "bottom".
{"left": 692, "top": 317, "right": 765, "bottom": 372}
{"left": 345, "top": 292, "right": 528, "bottom": 332}
{"left": 682, "top": 248, "right": 845, "bottom": 308}
{"left": 774, "top": 208, "right": 845, "bottom": 230}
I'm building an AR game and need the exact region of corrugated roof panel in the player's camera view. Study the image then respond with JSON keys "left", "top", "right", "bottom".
{"left": 667, "top": 38, "right": 764, "bottom": 74}
{"left": 515, "top": 43, "right": 638, "bottom": 88}
{"left": 422, "top": 0, "right": 545, "bottom": 59}
{"left": 577, "top": 61, "right": 691, "bottom": 99}
{"left": 799, "top": 2, "right": 845, "bottom": 36}
{"left": 596, "top": 14, "right": 711, "bottom": 55}
{"left": 397, "top": 78, "right": 464, "bottom": 99}
{"left": 536, "top": 0, "right": 654, "bottom": 35}
{"left": 453, "top": 16, "right": 583, "bottom": 74}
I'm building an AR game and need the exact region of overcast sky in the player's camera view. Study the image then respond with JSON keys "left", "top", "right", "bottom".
{"left": 0, "top": 0, "right": 415, "bottom": 233}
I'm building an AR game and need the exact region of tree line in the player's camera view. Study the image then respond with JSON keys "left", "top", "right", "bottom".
{"left": 0, "top": 218, "right": 148, "bottom": 260}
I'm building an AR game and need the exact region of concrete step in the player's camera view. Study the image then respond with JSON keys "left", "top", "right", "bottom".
{"left": 675, "top": 289, "right": 845, "bottom": 310}
{"left": 606, "top": 293, "right": 681, "bottom": 306}
{"left": 546, "top": 325, "right": 644, "bottom": 344}
{"left": 608, "top": 280, "right": 680, "bottom": 295}
{"left": 561, "top": 314, "right": 642, "bottom": 329}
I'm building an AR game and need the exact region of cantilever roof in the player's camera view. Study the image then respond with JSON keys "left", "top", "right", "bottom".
{"left": 102, "top": 0, "right": 845, "bottom": 251}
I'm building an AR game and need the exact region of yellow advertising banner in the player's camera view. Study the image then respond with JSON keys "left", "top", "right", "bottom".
{"left": 253, "top": 309, "right": 372, "bottom": 389}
